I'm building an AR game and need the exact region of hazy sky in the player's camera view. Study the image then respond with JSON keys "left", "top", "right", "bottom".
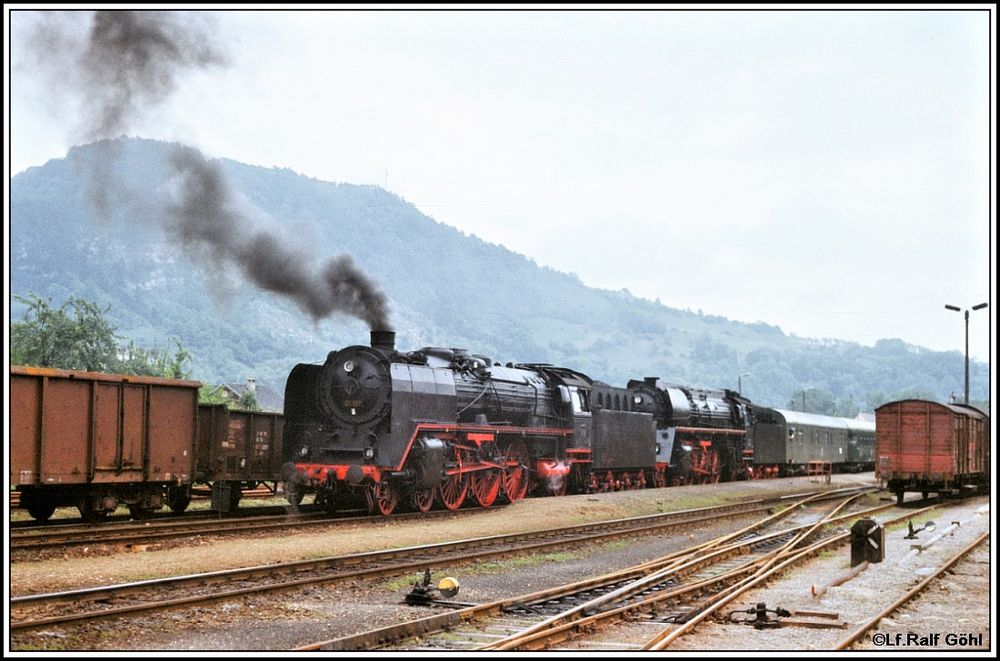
{"left": 7, "top": 7, "right": 995, "bottom": 361}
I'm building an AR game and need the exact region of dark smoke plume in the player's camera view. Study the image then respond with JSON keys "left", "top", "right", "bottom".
{"left": 167, "top": 146, "right": 391, "bottom": 329}
{"left": 26, "top": 10, "right": 393, "bottom": 330}
{"left": 33, "top": 11, "right": 228, "bottom": 142}
{"left": 28, "top": 11, "right": 227, "bottom": 216}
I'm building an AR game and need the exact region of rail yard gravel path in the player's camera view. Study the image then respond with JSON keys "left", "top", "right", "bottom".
{"left": 11, "top": 473, "right": 989, "bottom": 653}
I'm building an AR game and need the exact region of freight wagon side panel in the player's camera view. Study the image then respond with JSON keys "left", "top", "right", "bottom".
{"left": 147, "top": 386, "right": 197, "bottom": 483}
{"left": 876, "top": 405, "right": 905, "bottom": 476}
{"left": 247, "top": 411, "right": 283, "bottom": 481}
{"left": 10, "top": 373, "right": 41, "bottom": 486}
{"left": 973, "top": 416, "right": 989, "bottom": 475}
{"left": 225, "top": 409, "right": 284, "bottom": 482}
{"left": 196, "top": 404, "right": 230, "bottom": 482}
{"left": 878, "top": 401, "right": 959, "bottom": 479}
{"left": 904, "top": 405, "right": 954, "bottom": 477}
{"left": 39, "top": 377, "right": 94, "bottom": 484}
{"left": 959, "top": 410, "right": 989, "bottom": 478}
{"left": 11, "top": 367, "right": 199, "bottom": 487}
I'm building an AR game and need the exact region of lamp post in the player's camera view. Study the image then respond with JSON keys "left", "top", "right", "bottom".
{"left": 944, "top": 302, "right": 988, "bottom": 405}
{"left": 738, "top": 371, "right": 751, "bottom": 395}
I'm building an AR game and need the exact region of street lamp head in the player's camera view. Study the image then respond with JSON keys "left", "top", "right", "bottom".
{"left": 945, "top": 301, "right": 988, "bottom": 406}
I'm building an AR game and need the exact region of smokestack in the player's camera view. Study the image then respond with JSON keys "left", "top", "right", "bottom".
{"left": 644, "top": 377, "right": 658, "bottom": 387}
{"left": 371, "top": 330, "right": 396, "bottom": 352}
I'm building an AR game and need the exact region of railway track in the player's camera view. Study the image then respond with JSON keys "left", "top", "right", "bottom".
{"left": 9, "top": 487, "right": 872, "bottom": 633}
{"left": 297, "top": 494, "right": 922, "bottom": 651}
{"left": 9, "top": 490, "right": 288, "bottom": 530}
{"left": 8, "top": 484, "right": 869, "bottom": 555}
{"left": 10, "top": 505, "right": 478, "bottom": 554}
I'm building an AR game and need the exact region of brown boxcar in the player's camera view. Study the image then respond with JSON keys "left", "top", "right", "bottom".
{"left": 875, "top": 399, "right": 990, "bottom": 504}
{"left": 189, "top": 404, "right": 285, "bottom": 512}
{"left": 10, "top": 365, "right": 200, "bottom": 521}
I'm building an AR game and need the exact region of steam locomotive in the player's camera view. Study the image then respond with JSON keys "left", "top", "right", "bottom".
{"left": 282, "top": 331, "right": 768, "bottom": 515}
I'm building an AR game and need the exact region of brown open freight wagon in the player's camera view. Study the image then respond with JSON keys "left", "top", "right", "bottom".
{"left": 10, "top": 365, "right": 200, "bottom": 521}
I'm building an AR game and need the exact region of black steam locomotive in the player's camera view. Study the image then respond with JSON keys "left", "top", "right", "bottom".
{"left": 282, "top": 331, "right": 757, "bottom": 514}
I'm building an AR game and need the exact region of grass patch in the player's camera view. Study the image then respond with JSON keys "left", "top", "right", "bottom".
{"left": 474, "top": 551, "right": 578, "bottom": 573}
{"left": 382, "top": 572, "right": 426, "bottom": 592}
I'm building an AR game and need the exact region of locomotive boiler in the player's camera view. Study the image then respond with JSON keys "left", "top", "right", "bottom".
{"left": 623, "top": 379, "right": 754, "bottom": 484}
{"left": 282, "top": 330, "right": 597, "bottom": 514}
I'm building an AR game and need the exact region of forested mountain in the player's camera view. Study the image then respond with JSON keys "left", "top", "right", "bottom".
{"left": 10, "top": 138, "right": 990, "bottom": 411}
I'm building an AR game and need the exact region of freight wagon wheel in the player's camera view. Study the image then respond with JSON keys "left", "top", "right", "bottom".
{"left": 366, "top": 480, "right": 398, "bottom": 516}
{"left": 501, "top": 441, "right": 530, "bottom": 503}
{"left": 437, "top": 474, "right": 469, "bottom": 511}
{"left": 653, "top": 469, "right": 667, "bottom": 489}
{"left": 411, "top": 487, "right": 435, "bottom": 513}
{"left": 25, "top": 499, "right": 56, "bottom": 522}
{"left": 470, "top": 469, "right": 502, "bottom": 508}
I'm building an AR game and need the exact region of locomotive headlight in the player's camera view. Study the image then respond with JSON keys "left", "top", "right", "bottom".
{"left": 633, "top": 395, "right": 642, "bottom": 405}
{"left": 343, "top": 360, "right": 355, "bottom": 373}
{"left": 364, "top": 447, "right": 375, "bottom": 460}
{"left": 299, "top": 445, "right": 309, "bottom": 456}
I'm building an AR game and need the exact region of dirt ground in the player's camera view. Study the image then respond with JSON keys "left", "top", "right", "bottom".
{"left": 9, "top": 473, "right": 992, "bottom": 653}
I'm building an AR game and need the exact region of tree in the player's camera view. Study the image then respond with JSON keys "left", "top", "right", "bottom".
{"left": 786, "top": 388, "right": 838, "bottom": 416}
{"left": 835, "top": 396, "right": 860, "bottom": 419}
{"left": 238, "top": 390, "right": 261, "bottom": 411}
{"left": 198, "top": 384, "right": 230, "bottom": 405}
{"left": 11, "top": 293, "right": 118, "bottom": 371}
{"left": 116, "top": 339, "right": 192, "bottom": 379}
{"left": 12, "top": 292, "right": 191, "bottom": 378}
